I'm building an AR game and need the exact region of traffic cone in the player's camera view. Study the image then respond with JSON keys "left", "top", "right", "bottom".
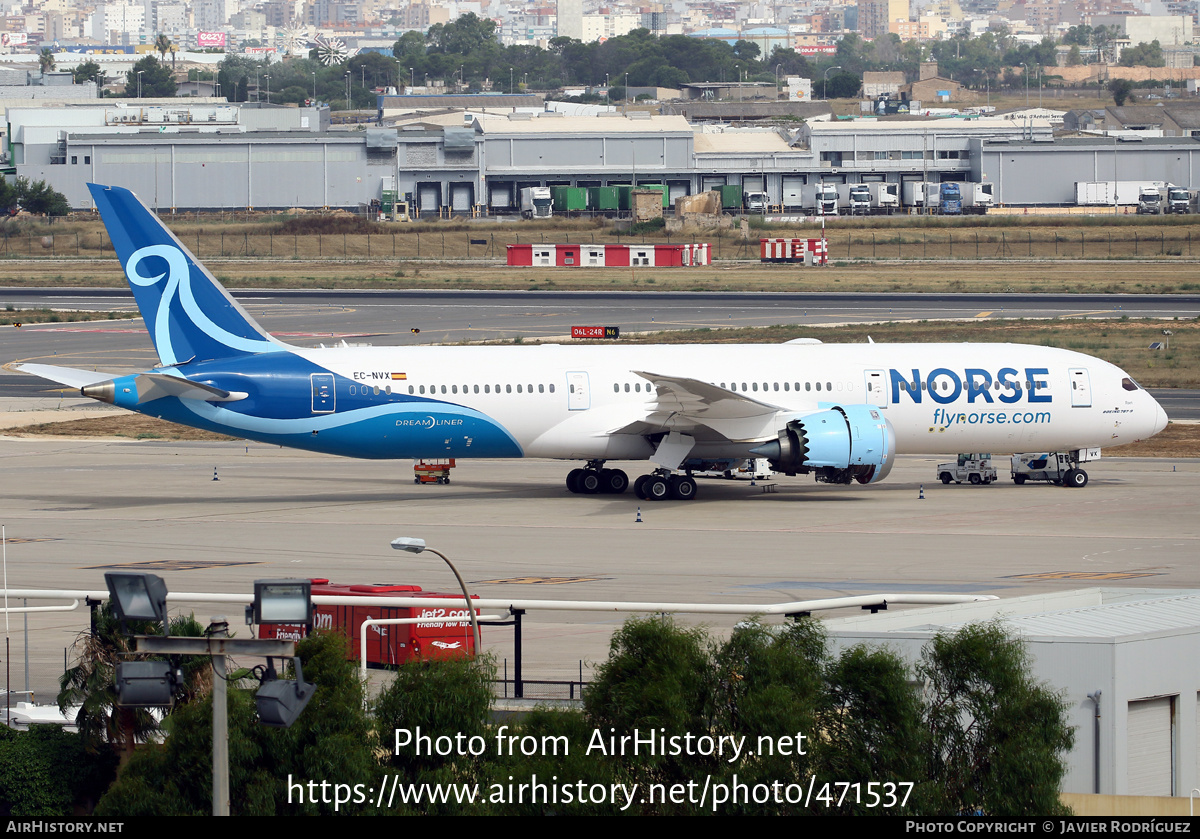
{"left": 213, "top": 467, "right": 219, "bottom": 482}
{"left": 918, "top": 484, "right": 925, "bottom": 500}
{"left": 635, "top": 507, "right": 643, "bottom": 523}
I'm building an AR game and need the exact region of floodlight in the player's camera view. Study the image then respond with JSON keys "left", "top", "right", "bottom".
{"left": 255, "top": 657, "right": 316, "bottom": 728}
{"left": 115, "top": 661, "right": 175, "bottom": 707}
{"left": 390, "top": 536, "right": 426, "bottom": 554}
{"left": 252, "top": 579, "right": 312, "bottom": 625}
{"left": 105, "top": 572, "right": 169, "bottom": 624}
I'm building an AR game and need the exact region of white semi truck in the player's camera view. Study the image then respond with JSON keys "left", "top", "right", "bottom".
{"left": 801, "top": 183, "right": 839, "bottom": 215}
{"left": 1075, "top": 181, "right": 1165, "bottom": 208}
{"left": 519, "top": 187, "right": 553, "bottom": 219}
{"left": 837, "top": 184, "right": 872, "bottom": 215}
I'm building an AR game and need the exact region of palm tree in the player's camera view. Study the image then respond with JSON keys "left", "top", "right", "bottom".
{"left": 37, "top": 47, "right": 54, "bottom": 74}
{"left": 155, "top": 33, "right": 172, "bottom": 66}
{"left": 58, "top": 604, "right": 209, "bottom": 761}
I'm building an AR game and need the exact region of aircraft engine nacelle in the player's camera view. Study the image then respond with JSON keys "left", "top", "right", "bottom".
{"left": 754, "top": 405, "right": 896, "bottom": 485}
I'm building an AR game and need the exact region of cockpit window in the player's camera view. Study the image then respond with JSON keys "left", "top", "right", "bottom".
{"left": 1121, "top": 377, "right": 1140, "bottom": 392}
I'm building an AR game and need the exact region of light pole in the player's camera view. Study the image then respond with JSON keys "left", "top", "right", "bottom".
{"left": 312, "top": 71, "right": 316, "bottom": 102}
{"left": 973, "top": 67, "right": 990, "bottom": 109}
{"left": 509, "top": 66, "right": 513, "bottom": 94}
{"left": 264, "top": 73, "right": 270, "bottom": 104}
{"left": 255, "top": 69, "right": 260, "bottom": 101}
{"left": 1020, "top": 61, "right": 1029, "bottom": 108}
{"left": 344, "top": 71, "right": 350, "bottom": 111}
{"left": 390, "top": 538, "right": 481, "bottom": 656}
{"left": 823, "top": 64, "right": 841, "bottom": 101}
{"left": 137, "top": 69, "right": 143, "bottom": 99}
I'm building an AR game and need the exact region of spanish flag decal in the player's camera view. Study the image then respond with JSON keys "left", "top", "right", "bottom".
{"left": 392, "top": 373, "right": 407, "bottom": 380}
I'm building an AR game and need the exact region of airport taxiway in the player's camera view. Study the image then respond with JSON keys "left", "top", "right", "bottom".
{"left": 1, "top": 423, "right": 1196, "bottom": 701}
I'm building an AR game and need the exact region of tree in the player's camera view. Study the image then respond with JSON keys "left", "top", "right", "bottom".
{"left": 1109, "top": 77, "right": 1134, "bottom": 106}
{"left": 920, "top": 621, "right": 1074, "bottom": 816}
{"left": 37, "top": 48, "right": 54, "bottom": 74}
{"left": 155, "top": 34, "right": 172, "bottom": 62}
{"left": 58, "top": 605, "right": 207, "bottom": 759}
{"left": 1119, "top": 40, "right": 1165, "bottom": 68}
{"left": 94, "top": 632, "right": 376, "bottom": 816}
{"left": 70, "top": 59, "right": 101, "bottom": 86}
{"left": 374, "top": 655, "right": 495, "bottom": 814}
{"left": 124, "top": 55, "right": 176, "bottom": 98}
{"left": 19, "top": 179, "right": 71, "bottom": 216}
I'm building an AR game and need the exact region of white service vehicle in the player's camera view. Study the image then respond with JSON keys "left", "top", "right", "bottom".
{"left": 937, "top": 453, "right": 998, "bottom": 485}
{"left": 1011, "top": 449, "right": 1101, "bottom": 488}
{"left": 743, "top": 191, "right": 770, "bottom": 213}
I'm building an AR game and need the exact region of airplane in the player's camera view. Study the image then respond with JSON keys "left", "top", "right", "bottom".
{"left": 14, "top": 184, "right": 1168, "bottom": 501}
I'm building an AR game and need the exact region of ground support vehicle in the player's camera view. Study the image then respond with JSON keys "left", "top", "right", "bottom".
{"left": 937, "top": 453, "right": 998, "bottom": 485}
{"left": 414, "top": 458, "right": 456, "bottom": 484}
{"left": 1010, "top": 450, "right": 1099, "bottom": 488}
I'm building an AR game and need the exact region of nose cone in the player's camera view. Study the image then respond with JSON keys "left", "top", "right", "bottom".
{"left": 1152, "top": 398, "right": 1168, "bottom": 436}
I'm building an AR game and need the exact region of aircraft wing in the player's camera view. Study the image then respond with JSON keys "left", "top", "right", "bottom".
{"left": 608, "top": 371, "right": 784, "bottom": 443}
{"left": 12, "top": 363, "right": 117, "bottom": 390}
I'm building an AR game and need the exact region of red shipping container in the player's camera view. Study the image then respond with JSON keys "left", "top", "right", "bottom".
{"left": 255, "top": 578, "right": 479, "bottom": 666}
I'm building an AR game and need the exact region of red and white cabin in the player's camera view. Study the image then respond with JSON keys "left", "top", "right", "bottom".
{"left": 760, "top": 238, "right": 828, "bottom": 265}
{"left": 507, "top": 243, "right": 710, "bottom": 267}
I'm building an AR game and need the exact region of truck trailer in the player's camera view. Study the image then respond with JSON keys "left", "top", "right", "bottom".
{"left": 868, "top": 182, "right": 900, "bottom": 214}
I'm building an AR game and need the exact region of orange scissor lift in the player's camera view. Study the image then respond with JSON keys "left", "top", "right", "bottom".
{"left": 413, "top": 458, "right": 456, "bottom": 485}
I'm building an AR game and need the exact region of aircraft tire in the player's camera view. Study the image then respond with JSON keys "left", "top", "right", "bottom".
{"left": 645, "top": 477, "right": 671, "bottom": 501}
{"left": 579, "top": 471, "right": 601, "bottom": 494}
{"left": 940, "top": 473, "right": 952, "bottom": 484}
{"left": 1066, "top": 469, "right": 1088, "bottom": 488}
{"left": 566, "top": 468, "right": 584, "bottom": 493}
{"left": 670, "top": 476, "right": 697, "bottom": 501}
{"left": 633, "top": 475, "right": 649, "bottom": 499}
{"left": 602, "top": 469, "right": 629, "bottom": 494}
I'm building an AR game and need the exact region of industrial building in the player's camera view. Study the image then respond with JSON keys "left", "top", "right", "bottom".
{"left": 824, "top": 589, "right": 1200, "bottom": 798}
{"left": 6, "top": 98, "right": 1200, "bottom": 213}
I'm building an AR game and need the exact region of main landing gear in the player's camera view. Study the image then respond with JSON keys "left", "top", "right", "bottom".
{"left": 566, "top": 460, "right": 629, "bottom": 495}
{"left": 633, "top": 470, "right": 698, "bottom": 501}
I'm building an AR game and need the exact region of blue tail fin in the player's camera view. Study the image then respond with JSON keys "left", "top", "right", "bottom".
{"left": 88, "top": 183, "right": 286, "bottom": 366}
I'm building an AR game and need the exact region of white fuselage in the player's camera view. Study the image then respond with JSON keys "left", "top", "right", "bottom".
{"left": 296, "top": 341, "right": 1166, "bottom": 461}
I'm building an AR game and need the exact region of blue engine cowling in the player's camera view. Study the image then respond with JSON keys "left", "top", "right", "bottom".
{"left": 755, "top": 404, "right": 896, "bottom": 485}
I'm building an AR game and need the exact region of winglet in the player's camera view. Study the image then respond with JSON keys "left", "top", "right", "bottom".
{"left": 87, "top": 184, "right": 286, "bottom": 366}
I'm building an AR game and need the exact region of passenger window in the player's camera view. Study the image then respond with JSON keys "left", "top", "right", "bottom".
{"left": 408, "top": 385, "right": 414, "bottom": 394}
{"left": 506, "top": 385, "right": 512, "bottom": 393}
{"left": 539, "top": 384, "right": 544, "bottom": 393}
{"left": 474, "top": 385, "right": 479, "bottom": 393}
{"left": 805, "top": 382, "right": 811, "bottom": 392}
{"left": 419, "top": 385, "right": 425, "bottom": 394}
{"left": 549, "top": 384, "right": 555, "bottom": 393}
{"left": 441, "top": 385, "right": 447, "bottom": 394}
{"left": 624, "top": 383, "right": 630, "bottom": 392}
{"left": 485, "top": 385, "right": 490, "bottom": 393}
{"left": 752, "top": 382, "right": 758, "bottom": 391}
{"left": 517, "top": 384, "right": 522, "bottom": 393}
{"left": 614, "top": 384, "right": 619, "bottom": 393}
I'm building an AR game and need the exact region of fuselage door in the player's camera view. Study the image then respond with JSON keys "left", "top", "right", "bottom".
{"left": 311, "top": 373, "right": 335, "bottom": 413}
{"left": 864, "top": 369, "right": 889, "bottom": 407}
{"left": 567, "top": 371, "right": 590, "bottom": 411}
{"left": 1069, "top": 368, "right": 1092, "bottom": 407}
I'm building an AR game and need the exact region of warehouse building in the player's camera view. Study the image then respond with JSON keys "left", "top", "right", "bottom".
{"left": 825, "top": 588, "right": 1200, "bottom": 798}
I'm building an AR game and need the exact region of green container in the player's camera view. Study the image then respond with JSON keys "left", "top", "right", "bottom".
{"left": 719, "top": 184, "right": 743, "bottom": 209}
{"left": 587, "top": 186, "right": 620, "bottom": 211}
{"left": 551, "top": 186, "right": 587, "bottom": 212}
{"left": 615, "top": 184, "right": 635, "bottom": 210}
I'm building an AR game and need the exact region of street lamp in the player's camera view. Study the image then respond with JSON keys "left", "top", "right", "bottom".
{"left": 312, "top": 71, "right": 316, "bottom": 102}
{"left": 390, "top": 537, "right": 481, "bottom": 655}
{"left": 823, "top": 64, "right": 841, "bottom": 101}
{"left": 137, "top": 69, "right": 143, "bottom": 99}
{"left": 264, "top": 73, "right": 270, "bottom": 104}
{"left": 1020, "top": 61, "right": 1029, "bottom": 108}
{"left": 344, "top": 70, "right": 350, "bottom": 111}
